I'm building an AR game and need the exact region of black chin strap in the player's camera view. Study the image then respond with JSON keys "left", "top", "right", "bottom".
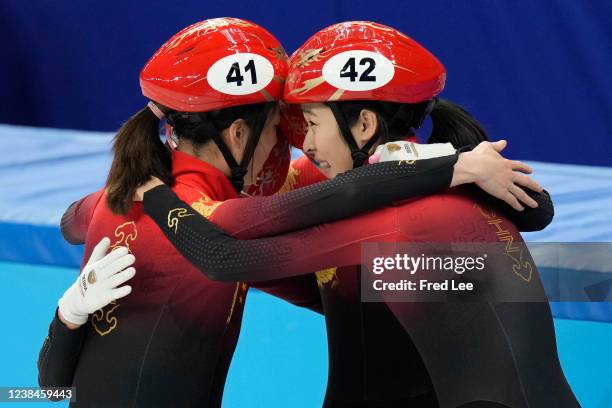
{"left": 193, "top": 103, "right": 274, "bottom": 193}
{"left": 207, "top": 130, "right": 246, "bottom": 192}
{"left": 233, "top": 102, "right": 274, "bottom": 192}
{"left": 327, "top": 103, "right": 381, "bottom": 168}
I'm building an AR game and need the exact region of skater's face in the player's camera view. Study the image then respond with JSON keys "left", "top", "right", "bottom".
{"left": 301, "top": 103, "right": 379, "bottom": 178}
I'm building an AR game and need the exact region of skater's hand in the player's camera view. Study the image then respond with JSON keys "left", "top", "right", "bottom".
{"left": 453, "top": 140, "right": 543, "bottom": 211}
{"left": 58, "top": 237, "right": 135, "bottom": 328}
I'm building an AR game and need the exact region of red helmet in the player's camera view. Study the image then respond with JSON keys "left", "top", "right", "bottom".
{"left": 284, "top": 21, "right": 445, "bottom": 105}
{"left": 284, "top": 21, "right": 445, "bottom": 167}
{"left": 140, "top": 18, "right": 290, "bottom": 194}
{"left": 140, "top": 17, "right": 288, "bottom": 112}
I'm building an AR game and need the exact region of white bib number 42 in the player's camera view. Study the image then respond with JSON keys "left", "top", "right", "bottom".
{"left": 323, "top": 50, "right": 395, "bottom": 92}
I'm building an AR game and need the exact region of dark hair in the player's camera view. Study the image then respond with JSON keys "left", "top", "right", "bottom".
{"left": 164, "top": 102, "right": 269, "bottom": 168}
{"left": 428, "top": 99, "right": 488, "bottom": 147}
{"left": 327, "top": 98, "right": 488, "bottom": 149}
{"left": 106, "top": 107, "right": 174, "bottom": 215}
{"left": 106, "top": 102, "right": 270, "bottom": 215}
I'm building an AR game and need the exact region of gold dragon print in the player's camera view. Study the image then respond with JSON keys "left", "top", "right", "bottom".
{"left": 190, "top": 191, "right": 223, "bottom": 219}
{"left": 92, "top": 301, "right": 120, "bottom": 336}
{"left": 167, "top": 208, "right": 195, "bottom": 233}
{"left": 110, "top": 221, "right": 137, "bottom": 251}
{"left": 315, "top": 267, "right": 339, "bottom": 288}
{"left": 276, "top": 164, "right": 301, "bottom": 194}
{"left": 91, "top": 221, "right": 139, "bottom": 336}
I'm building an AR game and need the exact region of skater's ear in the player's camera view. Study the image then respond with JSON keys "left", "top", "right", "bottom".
{"left": 352, "top": 109, "right": 379, "bottom": 149}
{"left": 223, "top": 119, "right": 250, "bottom": 162}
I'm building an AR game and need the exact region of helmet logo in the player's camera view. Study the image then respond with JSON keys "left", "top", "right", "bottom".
{"left": 323, "top": 50, "right": 394, "bottom": 92}
{"left": 207, "top": 53, "right": 274, "bottom": 96}
{"left": 386, "top": 143, "right": 402, "bottom": 152}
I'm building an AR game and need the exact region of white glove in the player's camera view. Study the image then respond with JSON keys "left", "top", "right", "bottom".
{"left": 369, "top": 141, "right": 456, "bottom": 164}
{"left": 58, "top": 237, "right": 136, "bottom": 325}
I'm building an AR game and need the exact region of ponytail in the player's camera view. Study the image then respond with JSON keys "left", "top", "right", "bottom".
{"left": 428, "top": 98, "right": 488, "bottom": 148}
{"left": 106, "top": 107, "right": 174, "bottom": 215}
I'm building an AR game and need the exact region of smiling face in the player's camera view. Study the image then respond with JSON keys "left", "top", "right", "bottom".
{"left": 301, "top": 103, "right": 379, "bottom": 179}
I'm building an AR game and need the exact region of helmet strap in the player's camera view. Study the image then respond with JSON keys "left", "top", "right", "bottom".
{"left": 328, "top": 103, "right": 380, "bottom": 168}
{"left": 166, "top": 102, "right": 275, "bottom": 193}
{"left": 205, "top": 125, "right": 246, "bottom": 193}
{"left": 209, "top": 102, "right": 274, "bottom": 193}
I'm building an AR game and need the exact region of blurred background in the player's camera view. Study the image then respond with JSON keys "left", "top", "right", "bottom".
{"left": 0, "top": 1, "right": 611, "bottom": 407}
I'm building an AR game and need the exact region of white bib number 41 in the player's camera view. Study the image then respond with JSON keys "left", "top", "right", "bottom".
{"left": 207, "top": 53, "right": 274, "bottom": 96}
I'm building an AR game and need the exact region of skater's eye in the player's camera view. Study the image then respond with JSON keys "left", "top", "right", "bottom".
{"left": 307, "top": 121, "right": 318, "bottom": 127}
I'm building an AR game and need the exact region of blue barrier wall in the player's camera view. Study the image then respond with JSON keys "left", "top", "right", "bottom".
{"left": 1, "top": 0, "right": 611, "bottom": 166}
